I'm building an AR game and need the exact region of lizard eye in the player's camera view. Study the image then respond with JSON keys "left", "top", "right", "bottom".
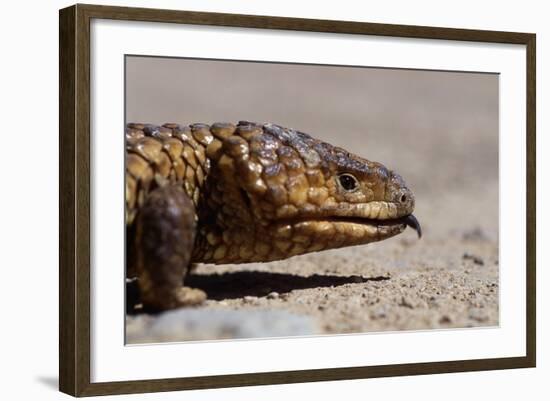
{"left": 338, "top": 173, "right": 359, "bottom": 192}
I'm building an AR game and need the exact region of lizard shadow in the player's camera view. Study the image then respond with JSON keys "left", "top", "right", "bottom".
{"left": 126, "top": 271, "right": 389, "bottom": 313}
{"left": 126, "top": 271, "right": 390, "bottom": 314}
{"left": 185, "top": 271, "right": 390, "bottom": 301}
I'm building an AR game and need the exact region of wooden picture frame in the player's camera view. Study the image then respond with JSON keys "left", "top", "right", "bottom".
{"left": 59, "top": 3, "right": 536, "bottom": 396}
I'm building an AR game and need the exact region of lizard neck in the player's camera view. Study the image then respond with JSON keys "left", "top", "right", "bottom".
{"left": 125, "top": 123, "right": 214, "bottom": 225}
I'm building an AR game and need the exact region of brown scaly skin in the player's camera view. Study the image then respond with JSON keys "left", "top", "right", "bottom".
{"left": 126, "top": 121, "right": 421, "bottom": 310}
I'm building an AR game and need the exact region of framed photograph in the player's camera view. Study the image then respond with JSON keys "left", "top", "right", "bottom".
{"left": 59, "top": 4, "right": 536, "bottom": 396}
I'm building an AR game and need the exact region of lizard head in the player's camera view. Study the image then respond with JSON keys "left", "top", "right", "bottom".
{"left": 199, "top": 122, "right": 420, "bottom": 263}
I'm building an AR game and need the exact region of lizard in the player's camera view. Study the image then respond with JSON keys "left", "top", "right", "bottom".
{"left": 125, "top": 121, "right": 421, "bottom": 311}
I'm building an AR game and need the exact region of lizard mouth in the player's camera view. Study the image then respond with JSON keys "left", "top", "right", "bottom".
{"left": 278, "top": 213, "right": 422, "bottom": 244}
{"left": 319, "top": 214, "right": 422, "bottom": 238}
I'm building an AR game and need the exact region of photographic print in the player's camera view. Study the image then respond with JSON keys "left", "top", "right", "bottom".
{"left": 59, "top": 4, "right": 534, "bottom": 395}
{"left": 124, "top": 56, "right": 499, "bottom": 344}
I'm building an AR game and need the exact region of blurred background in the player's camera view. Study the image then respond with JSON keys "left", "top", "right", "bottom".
{"left": 126, "top": 56, "right": 498, "bottom": 238}
{"left": 126, "top": 56, "right": 499, "bottom": 342}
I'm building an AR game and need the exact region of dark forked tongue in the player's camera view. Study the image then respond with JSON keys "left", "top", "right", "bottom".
{"left": 404, "top": 214, "right": 422, "bottom": 238}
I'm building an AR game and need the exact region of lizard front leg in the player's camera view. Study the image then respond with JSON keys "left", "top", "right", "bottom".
{"left": 134, "top": 184, "right": 206, "bottom": 311}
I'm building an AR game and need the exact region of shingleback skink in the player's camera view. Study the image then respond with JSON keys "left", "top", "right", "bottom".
{"left": 125, "top": 121, "right": 421, "bottom": 310}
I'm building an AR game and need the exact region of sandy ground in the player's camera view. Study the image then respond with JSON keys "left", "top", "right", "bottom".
{"left": 126, "top": 57, "right": 499, "bottom": 341}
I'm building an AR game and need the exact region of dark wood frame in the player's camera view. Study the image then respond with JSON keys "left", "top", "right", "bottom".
{"left": 59, "top": 3, "right": 536, "bottom": 397}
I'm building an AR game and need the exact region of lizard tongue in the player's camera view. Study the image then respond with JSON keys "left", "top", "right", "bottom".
{"left": 404, "top": 214, "right": 422, "bottom": 238}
